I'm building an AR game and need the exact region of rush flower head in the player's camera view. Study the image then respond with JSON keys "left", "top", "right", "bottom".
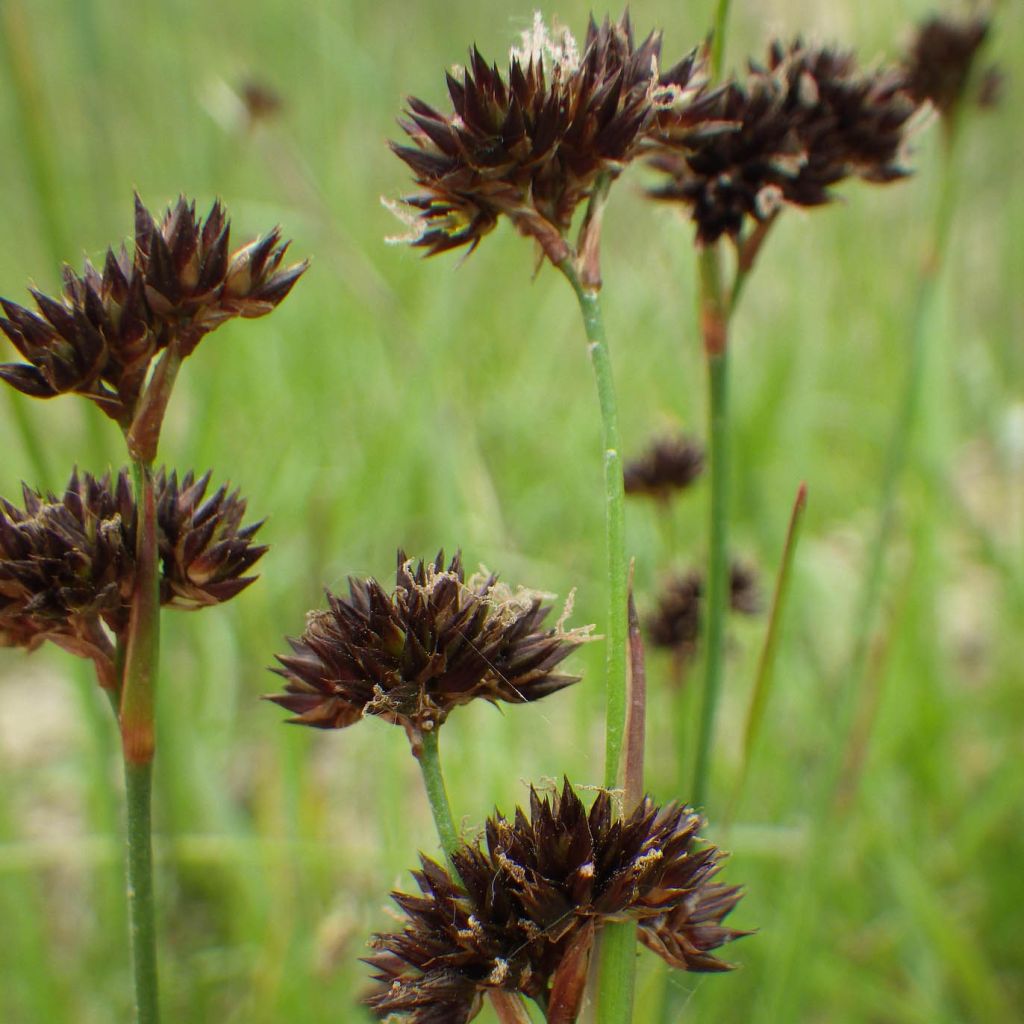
{"left": 648, "top": 569, "right": 703, "bottom": 655}
{"left": 154, "top": 469, "right": 267, "bottom": 608}
{"left": 0, "top": 467, "right": 266, "bottom": 686}
{"left": 365, "top": 778, "right": 745, "bottom": 1021}
{"left": 0, "top": 194, "right": 307, "bottom": 447}
{"left": 0, "top": 469, "right": 134, "bottom": 686}
{"left": 649, "top": 563, "right": 761, "bottom": 659}
{"left": 648, "top": 39, "right": 918, "bottom": 244}
{"left": 387, "top": 12, "right": 708, "bottom": 265}
{"left": 624, "top": 434, "right": 705, "bottom": 501}
{"left": 904, "top": 14, "right": 997, "bottom": 116}
{"left": 267, "top": 551, "right": 591, "bottom": 752}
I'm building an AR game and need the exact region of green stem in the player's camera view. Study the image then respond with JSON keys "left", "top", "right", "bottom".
{"left": 120, "top": 459, "right": 162, "bottom": 1023}
{"left": 123, "top": 759, "right": 158, "bottom": 1024}
{"left": 415, "top": 728, "right": 459, "bottom": 868}
{"left": 692, "top": 245, "right": 729, "bottom": 812}
{"left": 709, "top": 0, "right": 733, "bottom": 81}
{"left": 557, "top": 260, "right": 628, "bottom": 794}
{"left": 121, "top": 461, "right": 160, "bottom": 764}
{"left": 595, "top": 923, "right": 638, "bottom": 1024}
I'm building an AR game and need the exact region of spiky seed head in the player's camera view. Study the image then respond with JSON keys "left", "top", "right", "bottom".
{"left": 387, "top": 12, "right": 709, "bottom": 263}
{"left": 364, "top": 779, "right": 746, "bottom": 1020}
{"left": 648, "top": 39, "right": 918, "bottom": 244}
{"left": 0, "top": 468, "right": 266, "bottom": 685}
{"left": 267, "top": 552, "right": 591, "bottom": 752}
{"left": 0, "top": 194, "right": 307, "bottom": 427}
{"left": 155, "top": 469, "right": 268, "bottom": 608}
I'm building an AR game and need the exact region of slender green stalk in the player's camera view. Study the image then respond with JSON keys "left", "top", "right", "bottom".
{"left": 594, "top": 923, "right": 638, "bottom": 1024}
{"left": 557, "top": 260, "right": 628, "bottom": 794}
{"left": 415, "top": 728, "right": 459, "bottom": 868}
{"left": 692, "top": 245, "right": 729, "bottom": 812}
{"left": 709, "top": 0, "right": 733, "bottom": 81}
{"left": 558, "top": 253, "right": 631, "bottom": 1024}
{"left": 120, "top": 459, "right": 162, "bottom": 1023}
{"left": 123, "top": 759, "right": 158, "bottom": 1024}
{"left": 121, "top": 461, "right": 160, "bottom": 764}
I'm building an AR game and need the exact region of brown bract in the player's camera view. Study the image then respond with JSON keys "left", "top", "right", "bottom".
{"left": 0, "top": 468, "right": 265, "bottom": 687}
{"left": 388, "top": 13, "right": 706, "bottom": 264}
{"left": 267, "top": 551, "right": 589, "bottom": 752}
{"left": 0, "top": 194, "right": 307, "bottom": 435}
{"left": 648, "top": 39, "right": 918, "bottom": 244}
{"left": 365, "top": 779, "right": 745, "bottom": 1022}
{"left": 623, "top": 434, "right": 705, "bottom": 501}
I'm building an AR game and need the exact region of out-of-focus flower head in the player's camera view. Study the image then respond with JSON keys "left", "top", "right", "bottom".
{"left": 624, "top": 434, "right": 705, "bottom": 501}
{"left": 648, "top": 563, "right": 761, "bottom": 662}
{"left": 387, "top": 11, "right": 710, "bottom": 270}
{"left": 648, "top": 39, "right": 918, "bottom": 244}
{"left": 904, "top": 13, "right": 999, "bottom": 116}
{"left": 365, "top": 778, "right": 745, "bottom": 1021}
{"left": 267, "top": 551, "right": 591, "bottom": 752}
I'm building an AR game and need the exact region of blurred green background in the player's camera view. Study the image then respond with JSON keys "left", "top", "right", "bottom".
{"left": 0, "top": 0, "right": 1021, "bottom": 1020}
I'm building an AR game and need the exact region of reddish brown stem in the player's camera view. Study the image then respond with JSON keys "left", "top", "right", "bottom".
{"left": 623, "top": 569, "right": 647, "bottom": 813}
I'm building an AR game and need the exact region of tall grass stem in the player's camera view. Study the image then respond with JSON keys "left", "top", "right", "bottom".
{"left": 120, "top": 460, "right": 162, "bottom": 1022}
{"left": 557, "top": 260, "right": 628, "bottom": 795}
{"left": 710, "top": 0, "right": 733, "bottom": 80}
{"left": 692, "top": 244, "right": 730, "bottom": 812}
{"left": 123, "top": 759, "right": 159, "bottom": 1024}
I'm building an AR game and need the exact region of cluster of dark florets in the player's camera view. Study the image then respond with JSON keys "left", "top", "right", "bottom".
{"left": 267, "top": 551, "right": 592, "bottom": 751}
{"left": 389, "top": 12, "right": 709, "bottom": 262}
{"left": 365, "top": 779, "right": 745, "bottom": 1022}
{"left": 0, "top": 195, "right": 307, "bottom": 435}
{"left": 389, "top": 11, "right": 942, "bottom": 259}
{"left": 647, "top": 39, "right": 917, "bottom": 243}
{"left": 0, "top": 468, "right": 265, "bottom": 685}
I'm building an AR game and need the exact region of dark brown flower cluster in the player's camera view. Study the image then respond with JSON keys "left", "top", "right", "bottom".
{"left": 0, "top": 468, "right": 265, "bottom": 686}
{"left": 648, "top": 39, "right": 919, "bottom": 243}
{"left": 904, "top": 14, "right": 998, "bottom": 116}
{"left": 624, "top": 434, "right": 704, "bottom": 501}
{"left": 649, "top": 563, "right": 761, "bottom": 659}
{"left": 267, "top": 552, "right": 590, "bottom": 751}
{"left": 365, "top": 779, "right": 745, "bottom": 1022}
{"left": 0, "top": 194, "right": 307, "bottom": 438}
{"left": 389, "top": 12, "right": 708, "bottom": 263}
